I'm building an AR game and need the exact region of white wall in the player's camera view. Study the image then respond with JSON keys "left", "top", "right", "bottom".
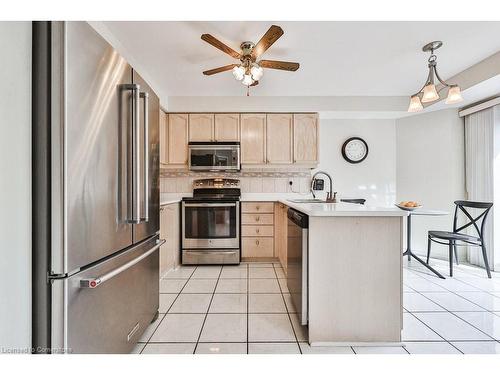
{"left": 0, "top": 22, "right": 32, "bottom": 350}
{"left": 396, "top": 109, "right": 466, "bottom": 260}
{"left": 317, "top": 119, "right": 397, "bottom": 206}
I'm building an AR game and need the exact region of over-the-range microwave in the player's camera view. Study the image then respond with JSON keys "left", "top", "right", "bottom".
{"left": 188, "top": 142, "right": 240, "bottom": 171}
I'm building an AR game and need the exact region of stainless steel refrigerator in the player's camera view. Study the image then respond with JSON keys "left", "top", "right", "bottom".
{"left": 32, "top": 21, "right": 162, "bottom": 353}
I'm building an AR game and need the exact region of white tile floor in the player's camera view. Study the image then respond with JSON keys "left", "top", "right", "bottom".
{"left": 134, "top": 257, "right": 500, "bottom": 354}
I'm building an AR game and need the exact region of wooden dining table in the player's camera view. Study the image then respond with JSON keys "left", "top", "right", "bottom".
{"left": 402, "top": 209, "right": 448, "bottom": 279}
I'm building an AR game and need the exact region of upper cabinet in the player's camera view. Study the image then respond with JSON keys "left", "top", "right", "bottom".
{"left": 214, "top": 114, "right": 240, "bottom": 142}
{"left": 293, "top": 113, "right": 319, "bottom": 164}
{"left": 241, "top": 114, "right": 266, "bottom": 164}
{"left": 159, "top": 109, "right": 168, "bottom": 166}
{"left": 266, "top": 113, "right": 293, "bottom": 164}
{"left": 168, "top": 113, "right": 189, "bottom": 165}
{"left": 160, "top": 112, "right": 319, "bottom": 168}
{"left": 189, "top": 113, "right": 214, "bottom": 142}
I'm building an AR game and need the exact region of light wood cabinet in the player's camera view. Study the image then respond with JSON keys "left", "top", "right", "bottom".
{"left": 168, "top": 113, "right": 188, "bottom": 165}
{"left": 242, "top": 237, "right": 274, "bottom": 258}
{"left": 159, "top": 110, "right": 168, "bottom": 166}
{"left": 162, "top": 112, "right": 319, "bottom": 168}
{"left": 274, "top": 202, "right": 288, "bottom": 273}
{"left": 214, "top": 114, "right": 240, "bottom": 141}
{"left": 242, "top": 225, "right": 274, "bottom": 237}
{"left": 159, "top": 203, "right": 180, "bottom": 276}
{"left": 241, "top": 114, "right": 266, "bottom": 164}
{"left": 266, "top": 114, "right": 293, "bottom": 164}
{"left": 241, "top": 213, "right": 274, "bottom": 225}
{"left": 293, "top": 113, "right": 319, "bottom": 164}
{"left": 241, "top": 202, "right": 274, "bottom": 213}
{"left": 189, "top": 113, "right": 214, "bottom": 142}
{"left": 241, "top": 201, "right": 275, "bottom": 259}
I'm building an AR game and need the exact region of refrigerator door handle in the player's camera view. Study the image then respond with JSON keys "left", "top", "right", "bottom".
{"left": 119, "top": 83, "right": 141, "bottom": 224}
{"left": 140, "top": 91, "right": 149, "bottom": 222}
{"left": 80, "top": 239, "right": 165, "bottom": 289}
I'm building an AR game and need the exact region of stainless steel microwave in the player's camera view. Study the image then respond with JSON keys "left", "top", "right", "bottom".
{"left": 188, "top": 142, "right": 240, "bottom": 171}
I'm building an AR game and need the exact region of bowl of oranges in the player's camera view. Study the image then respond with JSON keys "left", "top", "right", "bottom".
{"left": 395, "top": 201, "right": 422, "bottom": 211}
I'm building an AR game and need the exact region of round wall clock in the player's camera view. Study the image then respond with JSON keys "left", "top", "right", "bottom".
{"left": 342, "top": 137, "right": 369, "bottom": 164}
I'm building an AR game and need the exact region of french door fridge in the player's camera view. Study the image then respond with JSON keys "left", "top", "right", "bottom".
{"left": 32, "top": 21, "right": 162, "bottom": 353}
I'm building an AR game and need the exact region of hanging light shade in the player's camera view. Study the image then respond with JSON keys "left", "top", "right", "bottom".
{"left": 421, "top": 83, "right": 439, "bottom": 103}
{"left": 242, "top": 74, "right": 254, "bottom": 86}
{"left": 408, "top": 41, "right": 461, "bottom": 112}
{"left": 232, "top": 66, "right": 245, "bottom": 81}
{"left": 446, "top": 85, "right": 463, "bottom": 104}
{"left": 408, "top": 95, "right": 423, "bottom": 112}
{"left": 250, "top": 64, "right": 264, "bottom": 80}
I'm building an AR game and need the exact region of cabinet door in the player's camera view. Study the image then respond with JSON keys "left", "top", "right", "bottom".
{"left": 214, "top": 113, "right": 240, "bottom": 141}
{"left": 241, "top": 114, "right": 266, "bottom": 164}
{"left": 189, "top": 113, "right": 214, "bottom": 142}
{"left": 275, "top": 203, "right": 288, "bottom": 272}
{"left": 266, "top": 113, "right": 293, "bottom": 164}
{"left": 168, "top": 113, "right": 188, "bottom": 165}
{"left": 293, "top": 113, "right": 319, "bottom": 164}
{"left": 159, "top": 110, "right": 168, "bottom": 165}
{"left": 159, "top": 206, "right": 169, "bottom": 276}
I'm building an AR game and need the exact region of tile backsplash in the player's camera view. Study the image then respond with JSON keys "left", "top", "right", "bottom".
{"left": 160, "top": 168, "right": 312, "bottom": 194}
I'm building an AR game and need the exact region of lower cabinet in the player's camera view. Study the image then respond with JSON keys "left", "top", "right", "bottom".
{"left": 241, "top": 202, "right": 275, "bottom": 259}
{"left": 159, "top": 202, "right": 180, "bottom": 276}
{"left": 274, "top": 202, "right": 288, "bottom": 274}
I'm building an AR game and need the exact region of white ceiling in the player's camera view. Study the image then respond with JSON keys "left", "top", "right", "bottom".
{"left": 101, "top": 21, "right": 500, "bottom": 97}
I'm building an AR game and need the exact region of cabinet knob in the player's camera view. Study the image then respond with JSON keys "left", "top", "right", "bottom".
{"left": 256, "top": 240, "right": 260, "bottom": 246}
{"left": 256, "top": 228, "right": 260, "bottom": 234}
{"left": 255, "top": 216, "right": 260, "bottom": 222}
{"left": 256, "top": 206, "right": 260, "bottom": 210}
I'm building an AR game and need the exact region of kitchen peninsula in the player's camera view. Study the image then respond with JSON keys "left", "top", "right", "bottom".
{"left": 283, "top": 200, "right": 408, "bottom": 345}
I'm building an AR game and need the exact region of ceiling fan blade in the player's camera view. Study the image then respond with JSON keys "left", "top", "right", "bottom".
{"left": 259, "top": 60, "right": 300, "bottom": 71}
{"left": 201, "top": 34, "right": 241, "bottom": 59}
{"left": 252, "top": 25, "right": 284, "bottom": 58}
{"left": 203, "top": 64, "right": 238, "bottom": 76}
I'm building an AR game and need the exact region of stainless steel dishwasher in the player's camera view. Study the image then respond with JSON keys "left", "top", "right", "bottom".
{"left": 286, "top": 208, "right": 309, "bottom": 325}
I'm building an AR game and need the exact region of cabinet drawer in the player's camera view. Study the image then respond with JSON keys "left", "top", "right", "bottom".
{"left": 241, "top": 202, "right": 274, "bottom": 213}
{"left": 241, "top": 213, "right": 274, "bottom": 225}
{"left": 242, "top": 225, "right": 274, "bottom": 237}
{"left": 242, "top": 237, "right": 274, "bottom": 258}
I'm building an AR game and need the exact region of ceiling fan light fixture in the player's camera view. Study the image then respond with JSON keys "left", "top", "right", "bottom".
{"left": 408, "top": 95, "right": 423, "bottom": 112}
{"left": 232, "top": 65, "right": 245, "bottom": 81}
{"left": 242, "top": 74, "right": 254, "bottom": 86}
{"left": 250, "top": 64, "right": 264, "bottom": 80}
{"left": 446, "top": 85, "right": 463, "bottom": 104}
{"left": 421, "top": 83, "right": 439, "bottom": 103}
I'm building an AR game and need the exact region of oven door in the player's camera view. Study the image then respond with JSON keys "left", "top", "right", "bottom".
{"left": 182, "top": 201, "right": 240, "bottom": 249}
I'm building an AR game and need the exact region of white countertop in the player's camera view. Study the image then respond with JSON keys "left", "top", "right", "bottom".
{"left": 161, "top": 192, "right": 409, "bottom": 217}
{"left": 281, "top": 200, "right": 409, "bottom": 217}
{"left": 160, "top": 193, "right": 185, "bottom": 206}
{"left": 160, "top": 192, "right": 306, "bottom": 205}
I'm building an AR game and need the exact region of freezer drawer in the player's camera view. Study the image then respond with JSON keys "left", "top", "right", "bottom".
{"left": 52, "top": 236, "right": 161, "bottom": 353}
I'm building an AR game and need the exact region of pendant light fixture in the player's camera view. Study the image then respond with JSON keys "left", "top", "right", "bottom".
{"left": 407, "top": 41, "right": 463, "bottom": 112}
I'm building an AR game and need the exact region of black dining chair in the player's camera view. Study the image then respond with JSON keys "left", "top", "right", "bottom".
{"left": 426, "top": 200, "right": 493, "bottom": 278}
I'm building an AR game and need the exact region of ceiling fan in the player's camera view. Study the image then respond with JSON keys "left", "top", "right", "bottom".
{"left": 201, "top": 25, "right": 300, "bottom": 91}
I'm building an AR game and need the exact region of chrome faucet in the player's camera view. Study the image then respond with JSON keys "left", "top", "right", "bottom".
{"left": 310, "top": 170, "right": 336, "bottom": 202}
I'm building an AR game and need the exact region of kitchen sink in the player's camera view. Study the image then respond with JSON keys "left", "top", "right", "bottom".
{"left": 287, "top": 198, "right": 326, "bottom": 203}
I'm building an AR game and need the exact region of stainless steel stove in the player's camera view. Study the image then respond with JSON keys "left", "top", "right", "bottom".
{"left": 181, "top": 178, "right": 241, "bottom": 265}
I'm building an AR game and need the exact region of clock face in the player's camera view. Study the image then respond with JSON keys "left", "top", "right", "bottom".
{"left": 342, "top": 137, "right": 368, "bottom": 163}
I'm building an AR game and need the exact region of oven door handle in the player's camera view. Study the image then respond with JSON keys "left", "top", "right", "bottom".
{"left": 183, "top": 203, "right": 237, "bottom": 207}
